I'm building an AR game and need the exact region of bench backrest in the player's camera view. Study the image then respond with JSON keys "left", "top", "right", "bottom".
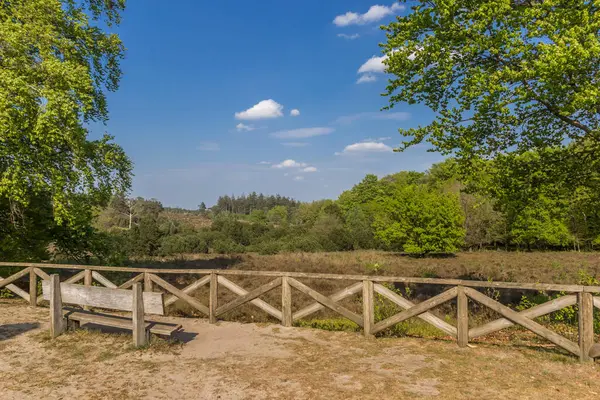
{"left": 42, "top": 280, "right": 165, "bottom": 315}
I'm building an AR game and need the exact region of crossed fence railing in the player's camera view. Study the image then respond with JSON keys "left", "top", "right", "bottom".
{"left": 1, "top": 262, "right": 599, "bottom": 362}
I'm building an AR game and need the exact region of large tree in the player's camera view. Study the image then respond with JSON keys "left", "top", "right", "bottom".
{"left": 1, "top": 0, "right": 131, "bottom": 259}
{"left": 382, "top": 0, "right": 600, "bottom": 165}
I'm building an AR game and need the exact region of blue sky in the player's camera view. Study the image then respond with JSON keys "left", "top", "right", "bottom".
{"left": 93, "top": 1, "right": 442, "bottom": 208}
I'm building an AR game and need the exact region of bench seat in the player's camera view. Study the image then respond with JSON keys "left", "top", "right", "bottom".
{"left": 63, "top": 307, "right": 182, "bottom": 337}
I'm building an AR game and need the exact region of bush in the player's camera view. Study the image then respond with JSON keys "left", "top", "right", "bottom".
{"left": 211, "top": 238, "right": 245, "bottom": 254}
{"left": 159, "top": 233, "right": 208, "bottom": 256}
{"left": 283, "top": 234, "right": 323, "bottom": 252}
{"left": 254, "top": 240, "right": 283, "bottom": 255}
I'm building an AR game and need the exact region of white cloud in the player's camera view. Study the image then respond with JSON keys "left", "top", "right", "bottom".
{"left": 235, "top": 99, "right": 283, "bottom": 120}
{"left": 334, "top": 111, "right": 411, "bottom": 125}
{"left": 333, "top": 4, "right": 403, "bottom": 27}
{"left": 357, "top": 74, "right": 377, "bottom": 84}
{"left": 282, "top": 142, "right": 310, "bottom": 147}
{"left": 236, "top": 123, "right": 255, "bottom": 132}
{"left": 271, "top": 127, "right": 334, "bottom": 139}
{"left": 337, "top": 33, "right": 360, "bottom": 40}
{"left": 358, "top": 55, "right": 387, "bottom": 74}
{"left": 290, "top": 109, "right": 300, "bottom": 117}
{"left": 338, "top": 141, "right": 393, "bottom": 155}
{"left": 197, "top": 142, "right": 220, "bottom": 151}
{"left": 302, "top": 166, "right": 318, "bottom": 173}
{"left": 272, "top": 159, "right": 308, "bottom": 169}
{"left": 293, "top": 176, "right": 305, "bottom": 181}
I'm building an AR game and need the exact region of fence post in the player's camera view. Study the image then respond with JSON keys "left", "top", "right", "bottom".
{"left": 457, "top": 286, "right": 468, "bottom": 348}
{"left": 281, "top": 276, "right": 292, "bottom": 327}
{"left": 578, "top": 292, "right": 594, "bottom": 362}
{"left": 363, "top": 280, "right": 374, "bottom": 337}
{"left": 209, "top": 272, "right": 218, "bottom": 324}
{"left": 29, "top": 267, "right": 37, "bottom": 307}
{"left": 83, "top": 269, "right": 92, "bottom": 311}
{"left": 144, "top": 272, "right": 153, "bottom": 292}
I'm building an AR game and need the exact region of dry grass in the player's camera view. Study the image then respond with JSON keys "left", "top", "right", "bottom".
{"left": 1, "top": 302, "right": 598, "bottom": 399}
{"left": 140, "top": 250, "right": 600, "bottom": 284}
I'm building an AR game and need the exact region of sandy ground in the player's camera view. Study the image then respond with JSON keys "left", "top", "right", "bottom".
{"left": 0, "top": 299, "right": 599, "bottom": 399}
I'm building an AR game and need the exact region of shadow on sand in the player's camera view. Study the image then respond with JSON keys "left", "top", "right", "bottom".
{"left": 0, "top": 322, "right": 40, "bottom": 341}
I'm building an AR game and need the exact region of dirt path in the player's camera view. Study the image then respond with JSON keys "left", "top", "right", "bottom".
{"left": 0, "top": 299, "right": 599, "bottom": 399}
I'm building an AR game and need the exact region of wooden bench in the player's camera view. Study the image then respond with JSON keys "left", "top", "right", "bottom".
{"left": 42, "top": 274, "right": 182, "bottom": 347}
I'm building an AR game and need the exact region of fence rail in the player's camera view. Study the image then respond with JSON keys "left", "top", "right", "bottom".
{"left": 1, "top": 262, "right": 599, "bottom": 362}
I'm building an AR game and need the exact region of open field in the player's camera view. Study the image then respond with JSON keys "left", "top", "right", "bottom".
{"left": 136, "top": 250, "right": 600, "bottom": 285}
{"left": 0, "top": 299, "right": 599, "bottom": 399}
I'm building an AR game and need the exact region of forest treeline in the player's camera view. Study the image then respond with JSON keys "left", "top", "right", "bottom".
{"left": 61, "top": 148, "right": 598, "bottom": 265}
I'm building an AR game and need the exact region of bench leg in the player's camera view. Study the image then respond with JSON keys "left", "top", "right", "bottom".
{"left": 132, "top": 282, "right": 147, "bottom": 347}
{"left": 49, "top": 275, "right": 65, "bottom": 338}
{"left": 66, "top": 318, "right": 80, "bottom": 331}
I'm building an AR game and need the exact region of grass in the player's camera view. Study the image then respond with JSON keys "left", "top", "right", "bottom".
{"left": 136, "top": 249, "right": 600, "bottom": 285}
{"left": 32, "top": 327, "right": 183, "bottom": 358}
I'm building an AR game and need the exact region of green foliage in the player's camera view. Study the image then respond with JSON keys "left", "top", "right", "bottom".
{"left": 159, "top": 234, "right": 208, "bottom": 256}
{"left": 382, "top": 0, "right": 600, "bottom": 168}
{"left": 211, "top": 238, "right": 245, "bottom": 254}
{"left": 373, "top": 185, "right": 465, "bottom": 254}
{"left": 296, "top": 318, "right": 360, "bottom": 332}
{"left": 0, "top": 0, "right": 131, "bottom": 225}
{"left": 0, "top": 0, "right": 131, "bottom": 262}
{"left": 266, "top": 205, "right": 288, "bottom": 226}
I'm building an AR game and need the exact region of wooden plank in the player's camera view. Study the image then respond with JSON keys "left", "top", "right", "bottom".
{"left": 65, "top": 270, "right": 86, "bottom": 284}
{"left": 33, "top": 268, "right": 50, "bottom": 280}
{"left": 0, "top": 273, "right": 30, "bottom": 302}
{"left": 288, "top": 278, "right": 363, "bottom": 327}
{"left": 216, "top": 277, "right": 282, "bottom": 317}
{"left": 0, "top": 268, "right": 30, "bottom": 289}
{"left": 63, "top": 308, "right": 181, "bottom": 336}
{"left": 164, "top": 275, "right": 210, "bottom": 306}
{"left": 464, "top": 287, "right": 580, "bottom": 357}
{"left": 209, "top": 273, "right": 218, "bottom": 323}
{"left": 282, "top": 276, "right": 292, "bottom": 327}
{"left": 593, "top": 296, "right": 600, "bottom": 309}
{"left": 372, "top": 287, "right": 458, "bottom": 335}
{"left": 132, "top": 283, "right": 147, "bottom": 347}
{"left": 119, "top": 273, "right": 145, "bottom": 290}
{"left": 469, "top": 295, "right": 578, "bottom": 339}
{"left": 457, "top": 286, "right": 468, "bottom": 348}
{"left": 374, "top": 283, "right": 457, "bottom": 337}
{"left": 92, "top": 271, "right": 117, "bottom": 289}
{"left": 49, "top": 275, "right": 65, "bottom": 338}
{"left": 42, "top": 280, "right": 165, "bottom": 315}
{"left": 29, "top": 268, "right": 37, "bottom": 307}
{"left": 218, "top": 275, "right": 283, "bottom": 321}
{"left": 148, "top": 273, "right": 208, "bottom": 316}
{"left": 5, "top": 263, "right": 597, "bottom": 293}
{"left": 363, "top": 280, "right": 374, "bottom": 337}
{"left": 294, "top": 282, "right": 363, "bottom": 321}
{"left": 578, "top": 292, "right": 594, "bottom": 362}
{"left": 144, "top": 272, "right": 153, "bottom": 292}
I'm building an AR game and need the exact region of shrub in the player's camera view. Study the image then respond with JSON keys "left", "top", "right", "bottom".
{"left": 211, "top": 238, "right": 245, "bottom": 254}
{"left": 159, "top": 233, "right": 208, "bottom": 256}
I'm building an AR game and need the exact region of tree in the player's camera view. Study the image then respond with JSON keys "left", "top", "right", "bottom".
{"left": 382, "top": 1, "right": 600, "bottom": 173}
{"left": 372, "top": 185, "right": 465, "bottom": 254}
{"left": 1, "top": 1, "right": 131, "bottom": 258}
{"left": 267, "top": 205, "right": 288, "bottom": 226}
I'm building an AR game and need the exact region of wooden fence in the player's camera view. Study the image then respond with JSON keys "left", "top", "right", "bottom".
{"left": 1, "top": 262, "right": 599, "bottom": 362}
